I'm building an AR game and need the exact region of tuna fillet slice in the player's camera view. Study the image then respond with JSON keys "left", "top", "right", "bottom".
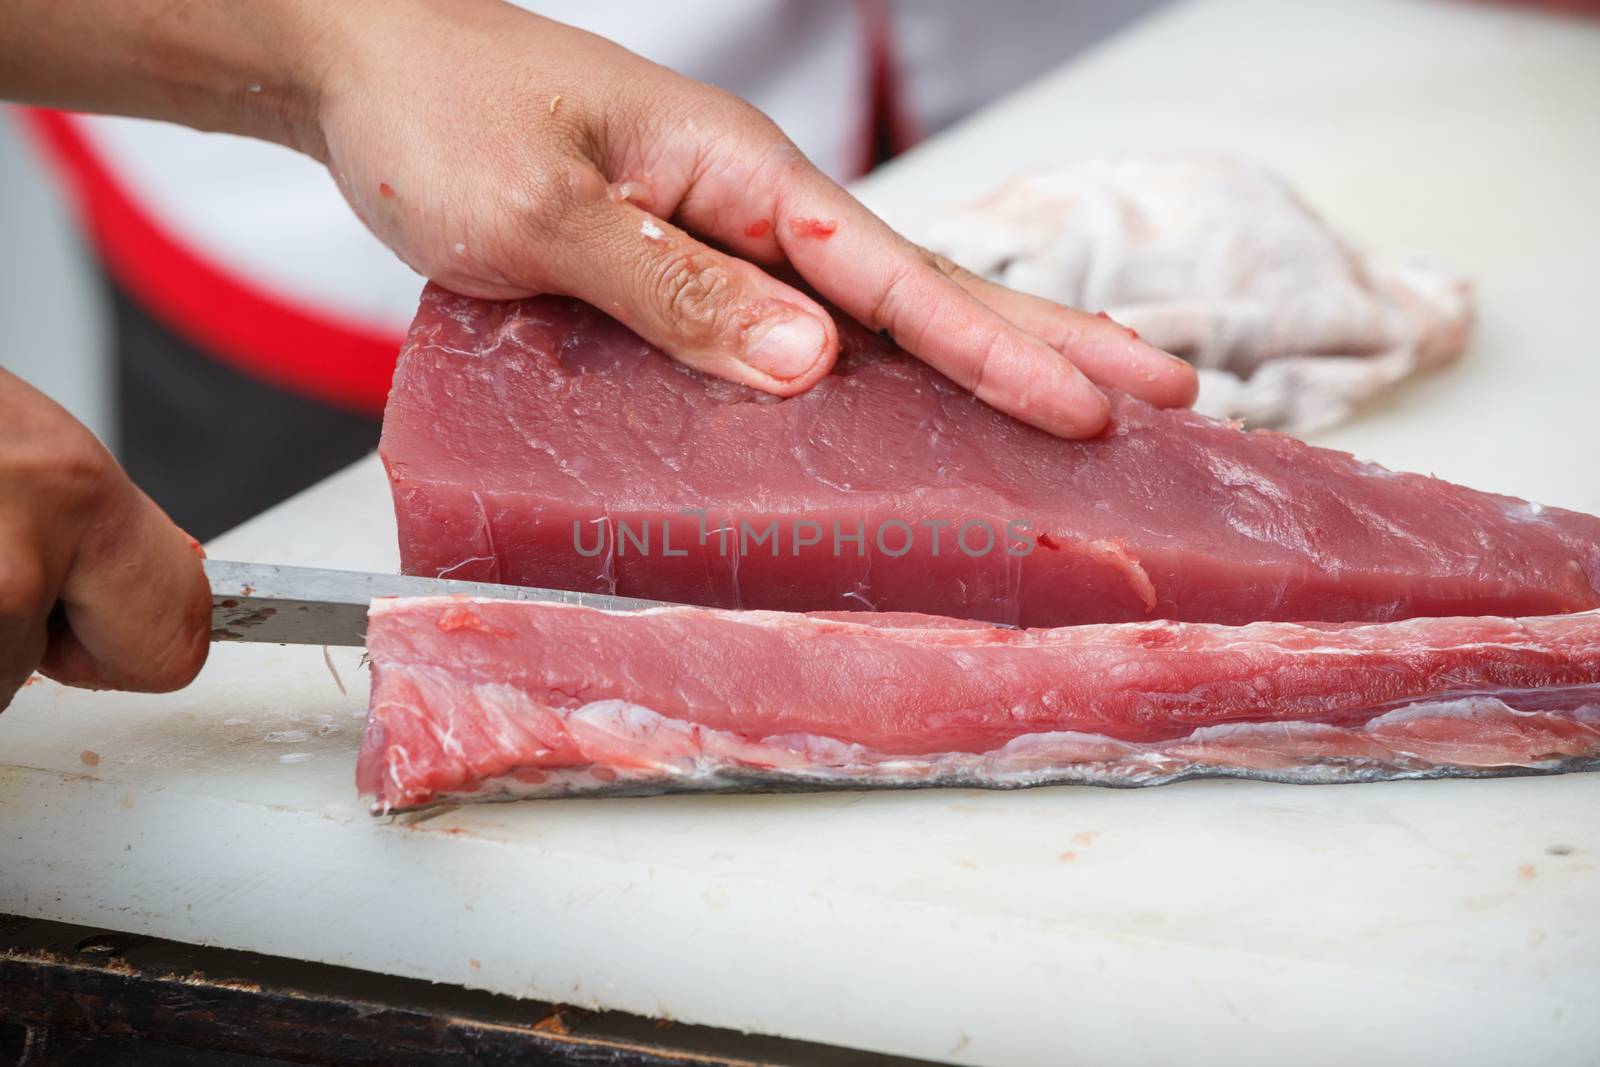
{"left": 358, "top": 598, "right": 1600, "bottom": 811}
{"left": 380, "top": 287, "right": 1600, "bottom": 627}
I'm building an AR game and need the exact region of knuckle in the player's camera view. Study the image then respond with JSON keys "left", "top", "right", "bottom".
{"left": 694, "top": 84, "right": 763, "bottom": 131}
{"left": 963, "top": 331, "right": 1011, "bottom": 399}
{"left": 10, "top": 412, "right": 116, "bottom": 507}
{"left": 741, "top": 136, "right": 809, "bottom": 190}
{"left": 1026, "top": 313, "right": 1080, "bottom": 356}
{"left": 866, "top": 260, "right": 920, "bottom": 334}
{"left": 54, "top": 436, "right": 115, "bottom": 504}
{"left": 650, "top": 251, "right": 737, "bottom": 346}
{"left": 0, "top": 558, "right": 49, "bottom": 622}
{"left": 867, "top": 260, "right": 945, "bottom": 355}
{"left": 675, "top": 82, "right": 778, "bottom": 141}
{"left": 15, "top": 426, "right": 123, "bottom": 532}
{"left": 511, "top": 160, "right": 593, "bottom": 241}
{"left": 929, "top": 251, "right": 980, "bottom": 286}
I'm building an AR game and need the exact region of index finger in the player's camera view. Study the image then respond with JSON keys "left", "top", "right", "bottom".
{"left": 767, "top": 174, "right": 1112, "bottom": 437}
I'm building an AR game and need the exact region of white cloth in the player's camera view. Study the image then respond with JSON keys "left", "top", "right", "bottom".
{"left": 904, "top": 155, "right": 1474, "bottom": 432}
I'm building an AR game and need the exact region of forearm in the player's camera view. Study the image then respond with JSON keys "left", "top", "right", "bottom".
{"left": 0, "top": 0, "right": 334, "bottom": 154}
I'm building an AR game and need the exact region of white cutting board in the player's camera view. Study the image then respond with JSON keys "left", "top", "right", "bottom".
{"left": 3, "top": 1, "right": 1597, "bottom": 1064}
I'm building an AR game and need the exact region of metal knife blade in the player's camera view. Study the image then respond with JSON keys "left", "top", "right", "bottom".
{"left": 206, "top": 559, "right": 671, "bottom": 647}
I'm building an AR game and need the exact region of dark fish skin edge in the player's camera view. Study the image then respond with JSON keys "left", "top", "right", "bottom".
{"left": 381, "top": 758, "right": 1600, "bottom": 813}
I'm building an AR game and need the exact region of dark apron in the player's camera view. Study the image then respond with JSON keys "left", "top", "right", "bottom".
{"left": 108, "top": 276, "right": 381, "bottom": 542}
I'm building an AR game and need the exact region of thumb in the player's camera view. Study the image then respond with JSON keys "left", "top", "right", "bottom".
{"left": 556, "top": 192, "right": 839, "bottom": 396}
{"left": 40, "top": 486, "right": 210, "bottom": 693}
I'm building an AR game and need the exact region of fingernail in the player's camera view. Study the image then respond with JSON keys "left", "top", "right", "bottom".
{"left": 743, "top": 312, "right": 827, "bottom": 381}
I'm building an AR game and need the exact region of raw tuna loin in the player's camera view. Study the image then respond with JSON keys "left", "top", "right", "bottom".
{"left": 359, "top": 598, "right": 1600, "bottom": 811}
{"left": 380, "top": 287, "right": 1600, "bottom": 628}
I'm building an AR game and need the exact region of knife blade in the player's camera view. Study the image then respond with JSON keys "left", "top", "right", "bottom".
{"left": 205, "top": 559, "right": 671, "bottom": 647}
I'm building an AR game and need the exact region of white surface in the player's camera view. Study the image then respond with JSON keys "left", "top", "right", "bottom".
{"left": 4, "top": 1, "right": 1600, "bottom": 1064}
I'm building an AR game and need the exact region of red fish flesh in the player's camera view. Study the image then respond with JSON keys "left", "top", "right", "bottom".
{"left": 358, "top": 598, "right": 1600, "bottom": 811}
{"left": 380, "top": 287, "right": 1600, "bottom": 627}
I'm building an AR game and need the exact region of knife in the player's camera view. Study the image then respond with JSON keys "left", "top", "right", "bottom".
{"left": 205, "top": 559, "right": 669, "bottom": 647}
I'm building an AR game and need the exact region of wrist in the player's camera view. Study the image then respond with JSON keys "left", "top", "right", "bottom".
{"left": 278, "top": 0, "right": 449, "bottom": 165}
{"left": 122, "top": 0, "right": 349, "bottom": 160}
{"left": 220, "top": 0, "right": 342, "bottom": 160}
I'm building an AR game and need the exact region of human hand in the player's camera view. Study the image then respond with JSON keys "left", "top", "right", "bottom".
{"left": 0, "top": 371, "right": 210, "bottom": 711}
{"left": 307, "top": 0, "right": 1197, "bottom": 437}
